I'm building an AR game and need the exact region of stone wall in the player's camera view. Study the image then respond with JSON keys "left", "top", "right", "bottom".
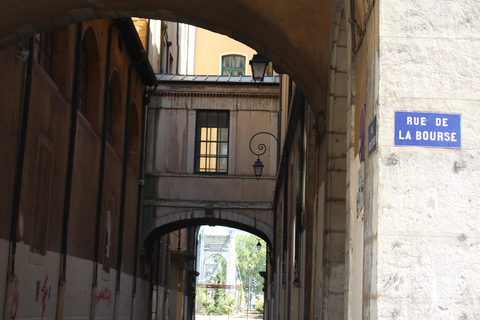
{"left": 375, "top": 0, "right": 480, "bottom": 318}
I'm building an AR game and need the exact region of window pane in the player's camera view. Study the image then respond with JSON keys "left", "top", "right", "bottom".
{"left": 34, "top": 30, "right": 54, "bottom": 76}
{"left": 218, "top": 158, "right": 227, "bottom": 172}
{"left": 200, "top": 157, "right": 206, "bottom": 171}
{"left": 219, "top": 143, "right": 228, "bottom": 156}
{"left": 197, "top": 112, "right": 208, "bottom": 127}
{"left": 208, "top": 112, "right": 218, "bottom": 126}
{"left": 219, "top": 128, "right": 228, "bottom": 141}
{"left": 209, "top": 128, "right": 217, "bottom": 141}
{"left": 223, "top": 56, "right": 233, "bottom": 67}
{"left": 223, "top": 70, "right": 232, "bottom": 76}
{"left": 210, "top": 157, "right": 217, "bottom": 170}
{"left": 209, "top": 142, "right": 217, "bottom": 155}
{"left": 236, "top": 56, "right": 245, "bottom": 68}
{"left": 200, "top": 142, "right": 207, "bottom": 156}
{"left": 218, "top": 114, "right": 228, "bottom": 127}
{"left": 200, "top": 128, "right": 207, "bottom": 141}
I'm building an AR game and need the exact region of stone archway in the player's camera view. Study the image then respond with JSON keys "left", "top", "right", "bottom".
{"left": 0, "top": 0, "right": 334, "bottom": 118}
{"left": 141, "top": 208, "right": 273, "bottom": 252}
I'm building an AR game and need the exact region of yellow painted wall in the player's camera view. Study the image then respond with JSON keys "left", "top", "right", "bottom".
{"left": 193, "top": 28, "right": 257, "bottom": 76}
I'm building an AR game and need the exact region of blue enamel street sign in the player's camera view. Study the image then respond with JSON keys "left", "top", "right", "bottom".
{"left": 395, "top": 111, "right": 461, "bottom": 148}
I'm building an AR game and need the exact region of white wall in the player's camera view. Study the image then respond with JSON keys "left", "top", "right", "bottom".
{"left": 0, "top": 241, "right": 147, "bottom": 320}
{"left": 0, "top": 239, "right": 8, "bottom": 318}
{"left": 179, "top": 24, "right": 196, "bottom": 75}
{"left": 8, "top": 242, "right": 60, "bottom": 320}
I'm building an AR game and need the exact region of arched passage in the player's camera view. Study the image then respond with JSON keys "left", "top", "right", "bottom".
{"left": 0, "top": 0, "right": 335, "bottom": 119}
{"left": 141, "top": 209, "right": 273, "bottom": 253}
{"left": 0, "top": 1, "right": 356, "bottom": 319}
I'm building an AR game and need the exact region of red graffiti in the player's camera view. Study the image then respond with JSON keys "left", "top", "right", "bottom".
{"left": 96, "top": 287, "right": 112, "bottom": 308}
{"left": 40, "top": 275, "right": 48, "bottom": 319}
{"left": 11, "top": 276, "right": 19, "bottom": 320}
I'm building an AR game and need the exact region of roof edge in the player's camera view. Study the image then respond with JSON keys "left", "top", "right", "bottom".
{"left": 114, "top": 18, "right": 158, "bottom": 87}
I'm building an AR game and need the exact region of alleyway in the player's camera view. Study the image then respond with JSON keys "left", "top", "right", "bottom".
{"left": 196, "top": 313, "right": 263, "bottom": 320}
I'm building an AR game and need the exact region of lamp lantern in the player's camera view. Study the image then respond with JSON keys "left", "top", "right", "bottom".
{"left": 253, "top": 158, "right": 264, "bottom": 180}
{"left": 249, "top": 54, "right": 269, "bottom": 83}
{"left": 256, "top": 241, "right": 262, "bottom": 251}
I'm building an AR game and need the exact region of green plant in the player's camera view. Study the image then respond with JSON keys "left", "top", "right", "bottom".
{"left": 255, "top": 295, "right": 264, "bottom": 313}
{"left": 195, "top": 287, "right": 209, "bottom": 313}
{"left": 235, "top": 234, "right": 266, "bottom": 301}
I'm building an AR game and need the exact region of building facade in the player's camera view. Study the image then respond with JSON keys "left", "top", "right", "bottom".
{"left": 191, "top": 28, "right": 257, "bottom": 76}
{"left": 141, "top": 74, "right": 279, "bottom": 320}
{"left": 0, "top": 18, "right": 158, "bottom": 320}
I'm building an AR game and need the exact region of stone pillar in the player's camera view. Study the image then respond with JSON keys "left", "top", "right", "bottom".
{"left": 372, "top": 0, "right": 480, "bottom": 318}
{"left": 323, "top": 4, "right": 348, "bottom": 320}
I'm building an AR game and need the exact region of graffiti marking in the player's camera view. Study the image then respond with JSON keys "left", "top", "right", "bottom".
{"left": 96, "top": 287, "right": 112, "bottom": 308}
{"left": 40, "top": 275, "right": 48, "bottom": 319}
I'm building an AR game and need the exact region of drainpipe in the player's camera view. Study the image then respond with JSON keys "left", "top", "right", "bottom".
{"left": 146, "top": 19, "right": 151, "bottom": 59}
{"left": 282, "top": 152, "right": 289, "bottom": 286}
{"left": 294, "top": 101, "right": 305, "bottom": 282}
{"left": 57, "top": 22, "right": 83, "bottom": 320}
{"left": 277, "top": 76, "right": 283, "bottom": 166}
{"left": 273, "top": 75, "right": 283, "bottom": 269}
{"left": 91, "top": 22, "right": 115, "bottom": 320}
{"left": 114, "top": 60, "right": 138, "bottom": 320}
{"left": 131, "top": 84, "right": 156, "bottom": 320}
{"left": 166, "top": 41, "right": 172, "bottom": 74}
{"left": 3, "top": 36, "right": 34, "bottom": 320}
{"left": 176, "top": 23, "right": 180, "bottom": 74}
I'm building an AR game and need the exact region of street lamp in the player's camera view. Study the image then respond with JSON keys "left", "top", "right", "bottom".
{"left": 249, "top": 132, "right": 278, "bottom": 180}
{"left": 253, "top": 158, "right": 264, "bottom": 180}
{"left": 249, "top": 54, "right": 269, "bottom": 83}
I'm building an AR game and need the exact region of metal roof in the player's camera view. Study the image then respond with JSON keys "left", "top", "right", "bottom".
{"left": 156, "top": 74, "right": 280, "bottom": 85}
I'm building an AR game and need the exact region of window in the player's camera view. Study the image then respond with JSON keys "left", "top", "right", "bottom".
{"left": 78, "top": 40, "right": 88, "bottom": 116}
{"left": 106, "top": 71, "right": 123, "bottom": 156}
{"left": 34, "top": 30, "right": 54, "bottom": 76}
{"left": 117, "top": 32, "right": 123, "bottom": 52}
{"left": 106, "top": 86, "right": 113, "bottom": 143}
{"left": 222, "top": 55, "right": 245, "bottom": 76}
{"left": 195, "top": 110, "right": 229, "bottom": 173}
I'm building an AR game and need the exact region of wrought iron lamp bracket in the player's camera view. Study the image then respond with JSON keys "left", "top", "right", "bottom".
{"left": 249, "top": 132, "right": 278, "bottom": 158}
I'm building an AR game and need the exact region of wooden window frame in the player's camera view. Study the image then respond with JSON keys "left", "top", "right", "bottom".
{"left": 194, "top": 110, "right": 230, "bottom": 174}
{"left": 221, "top": 55, "right": 246, "bottom": 76}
